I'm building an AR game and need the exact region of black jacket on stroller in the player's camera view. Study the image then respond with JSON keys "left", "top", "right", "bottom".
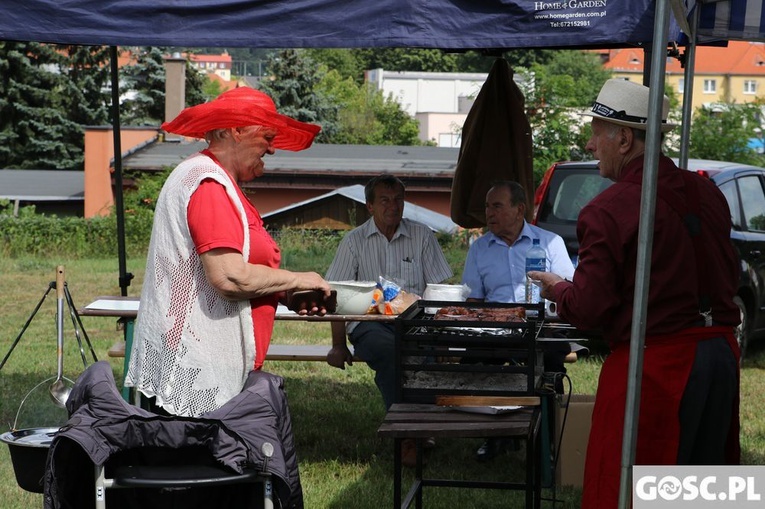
{"left": 43, "top": 361, "right": 302, "bottom": 509}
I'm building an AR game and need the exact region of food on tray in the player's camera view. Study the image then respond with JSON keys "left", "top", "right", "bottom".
{"left": 434, "top": 306, "right": 526, "bottom": 322}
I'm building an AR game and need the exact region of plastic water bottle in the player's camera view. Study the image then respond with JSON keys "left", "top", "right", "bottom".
{"left": 525, "top": 238, "right": 547, "bottom": 303}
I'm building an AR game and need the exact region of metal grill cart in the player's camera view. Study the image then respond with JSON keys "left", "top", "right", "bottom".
{"left": 395, "top": 301, "right": 544, "bottom": 403}
{"left": 378, "top": 300, "right": 546, "bottom": 508}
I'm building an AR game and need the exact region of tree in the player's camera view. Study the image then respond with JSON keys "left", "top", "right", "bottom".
{"left": 59, "top": 45, "right": 111, "bottom": 127}
{"left": 120, "top": 47, "right": 209, "bottom": 125}
{"left": 314, "top": 67, "right": 422, "bottom": 145}
{"left": 0, "top": 41, "right": 83, "bottom": 170}
{"left": 354, "top": 48, "right": 460, "bottom": 73}
{"left": 314, "top": 69, "right": 372, "bottom": 144}
{"left": 520, "top": 65, "right": 595, "bottom": 182}
{"left": 542, "top": 50, "right": 612, "bottom": 107}
{"left": 689, "top": 101, "right": 765, "bottom": 165}
{"left": 201, "top": 77, "right": 225, "bottom": 101}
{"left": 305, "top": 49, "right": 365, "bottom": 83}
{"left": 184, "top": 60, "right": 209, "bottom": 106}
{"left": 260, "top": 49, "right": 423, "bottom": 146}
{"left": 259, "top": 49, "right": 340, "bottom": 143}
{"left": 119, "top": 47, "right": 168, "bottom": 125}
{"left": 510, "top": 51, "right": 614, "bottom": 182}
{"left": 370, "top": 91, "right": 422, "bottom": 145}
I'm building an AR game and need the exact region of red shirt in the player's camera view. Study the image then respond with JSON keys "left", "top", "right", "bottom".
{"left": 187, "top": 170, "right": 280, "bottom": 370}
{"left": 557, "top": 154, "right": 741, "bottom": 509}
{"left": 553, "top": 154, "right": 739, "bottom": 345}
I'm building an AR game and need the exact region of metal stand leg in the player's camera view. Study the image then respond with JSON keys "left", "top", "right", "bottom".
{"left": 64, "top": 283, "right": 98, "bottom": 366}
{"left": 0, "top": 280, "right": 97, "bottom": 373}
{"left": 121, "top": 318, "right": 135, "bottom": 403}
{"left": 0, "top": 283, "right": 54, "bottom": 371}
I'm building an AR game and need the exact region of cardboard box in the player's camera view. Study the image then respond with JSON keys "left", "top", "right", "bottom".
{"left": 554, "top": 394, "right": 596, "bottom": 488}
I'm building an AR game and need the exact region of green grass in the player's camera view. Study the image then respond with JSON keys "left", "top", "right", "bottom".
{"left": 1, "top": 256, "right": 764, "bottom": 508}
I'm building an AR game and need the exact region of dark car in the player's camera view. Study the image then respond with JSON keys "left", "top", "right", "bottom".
{"left": 533, "top": 158, "right": 765, "bottom": 357}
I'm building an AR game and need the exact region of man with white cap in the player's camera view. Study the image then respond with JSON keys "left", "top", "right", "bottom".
{"left": 530, "top": 79, "right": 741, "bottom": 508}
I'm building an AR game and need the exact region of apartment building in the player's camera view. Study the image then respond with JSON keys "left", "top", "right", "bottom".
{"left": 188, "top": 52, "right": 233, "bottom": 81}
{"left": 598, "top": 41, "right": 765, "bottom": 111}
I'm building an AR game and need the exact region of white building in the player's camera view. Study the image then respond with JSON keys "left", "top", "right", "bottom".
{"left": 365, "top": 69, "right": 530, "bottom": 148}
{"left": 365, "top": 69, "right": 485, "bottom": 147}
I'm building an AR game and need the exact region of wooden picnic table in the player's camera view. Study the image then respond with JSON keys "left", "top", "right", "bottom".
{"left": 79, "top": 295, "right": 396, "bottom": 321}
{"left": 79, "top": 295, "right": 394, "bottom": 365}
{"left": 80, "top": 296, "right": 582, "bottom": 364}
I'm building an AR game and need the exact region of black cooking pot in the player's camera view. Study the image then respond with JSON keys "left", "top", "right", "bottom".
{"left": 1, "top": 427, "right": 58, "bottom": 493}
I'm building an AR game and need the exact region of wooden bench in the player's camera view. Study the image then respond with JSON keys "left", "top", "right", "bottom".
{"left": 108, "top": 341, "right": 364, "bottom": 363}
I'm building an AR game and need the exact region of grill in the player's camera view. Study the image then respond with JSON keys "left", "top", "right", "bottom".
{"left": 394, "top": 300, "right": 546, "bottom": 403}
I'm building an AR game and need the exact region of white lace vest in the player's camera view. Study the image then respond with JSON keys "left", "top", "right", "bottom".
{"left": 124, "top": 152, "right": 255, "bottom": 417}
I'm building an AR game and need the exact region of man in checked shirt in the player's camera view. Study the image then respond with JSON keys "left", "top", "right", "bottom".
{"left": 325, "top": 174, "right": 453, "bottom": 467}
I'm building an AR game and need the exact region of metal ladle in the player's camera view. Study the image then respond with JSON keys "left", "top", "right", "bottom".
{"left": 49, "top": 266, "right": 71, "bottom": 408}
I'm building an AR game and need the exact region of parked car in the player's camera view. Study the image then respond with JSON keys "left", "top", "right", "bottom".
{"left": 532, "top": 158, "right": 765, "bottom": 357}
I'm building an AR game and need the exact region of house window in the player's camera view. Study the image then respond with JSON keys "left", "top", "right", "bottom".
{"left": 677, "top": 78, "right": 685, "bottom": 94}
{"left": 745, "top": 80, "right": 757, "bottom": 94}
{"left": 703, "top": 79, "right": 717, "bottom": 94}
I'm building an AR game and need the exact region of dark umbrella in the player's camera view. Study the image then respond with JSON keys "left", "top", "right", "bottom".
{"left": 450, "top": 58, "right": 534, "bottom": 228}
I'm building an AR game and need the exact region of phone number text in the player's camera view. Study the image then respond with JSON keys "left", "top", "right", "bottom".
{"left": 549, "top": 20, "right": 590, "bottom": 27}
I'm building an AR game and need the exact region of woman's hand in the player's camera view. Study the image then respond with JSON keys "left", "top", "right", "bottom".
{"left": 291, "top": 271, "right": 332, "bottom": 294}
{"left": 200, "top": 249, "right": 332, "bottom": 302}
{"left": 284, "top": 288, "right": 337, "bottom": 316}
{"left": 289, "top": 272, "right": 332, "bottom": 315}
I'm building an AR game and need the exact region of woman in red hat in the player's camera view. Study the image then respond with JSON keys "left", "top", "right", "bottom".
{"left": 125, "top": 87, "right": 331, "bottom": 418}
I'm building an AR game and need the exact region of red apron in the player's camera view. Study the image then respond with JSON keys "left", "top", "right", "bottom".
{"left": 581, "top": 327, "right": 740, "bottom": 509}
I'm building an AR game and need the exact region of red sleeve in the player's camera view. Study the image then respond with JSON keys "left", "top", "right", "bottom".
{"left": 187, "top": 179, "right": 244, "bottom": 255}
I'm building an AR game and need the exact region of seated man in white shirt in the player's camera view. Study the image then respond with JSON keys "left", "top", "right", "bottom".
{"left": 325, "top": 174, "right": 453, "bottom": 467}
{"left": 462, "top": 180, "right": 575, "bottom": 461}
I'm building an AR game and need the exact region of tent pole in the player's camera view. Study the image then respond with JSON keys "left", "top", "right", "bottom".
{"left": 618, "top": 1, "right": 673, "bottom": 508}
{"left": 642, "top": 45, "right": 652, "bottom": 85}
{"left": 109, "top": 46, "right": 133, "bottom": 296}
{"left": 678, "top": 5, "right": 700, "bottom": 168}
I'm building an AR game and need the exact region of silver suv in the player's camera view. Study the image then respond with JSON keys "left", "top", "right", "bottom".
{"left": 532, "top": 158, "right": 765, "bottom": 357}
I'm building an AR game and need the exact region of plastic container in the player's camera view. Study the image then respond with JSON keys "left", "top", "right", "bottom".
{"left": 328, "top": 281, "right": 377, "bottom": 314}
{"left": 525, "top": 239, "right": 547, "bottom": 304}
{"left": 422, "top": 284, "right": 470, "bottom": 314}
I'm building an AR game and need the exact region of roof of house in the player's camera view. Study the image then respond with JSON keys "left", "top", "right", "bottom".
{"left": 188, "top": 53, "right": 232, "bottom": 64}
{"left": 122, "top": 140, "right": 460, "bottom": 178}
{"left": 602, "top": 41, "right": 765, "bottom": 76}
{"left": 0, "top": 169, "right": 84, "bottom": 201}
{"left": 262, "top": 184, "right": 458, "bottom": 233}
{"left": 207, "top": 73, "right": 237, "bottom": 92}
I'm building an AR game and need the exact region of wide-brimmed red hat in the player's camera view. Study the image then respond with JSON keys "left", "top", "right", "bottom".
{"left": 161, "top": 87, "right": 321, "bottom": 151}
